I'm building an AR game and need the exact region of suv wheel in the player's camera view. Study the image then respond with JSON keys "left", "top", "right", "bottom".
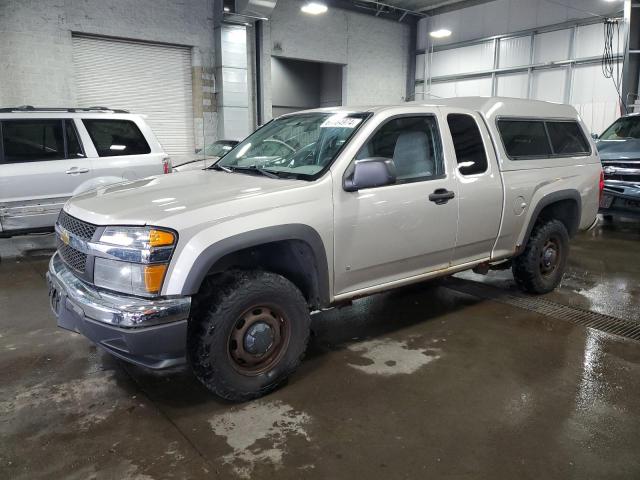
{"left": 512, "top": 219, "right": 569, "bottom": 294}
{"left": 187, "top": 270, "right": 310, "bottom": 401}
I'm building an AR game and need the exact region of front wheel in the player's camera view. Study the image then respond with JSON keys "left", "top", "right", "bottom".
{"left": 512, "top": 219, "right": 569, "bottom": 294}
{"left": 187, "top": 270, "right": 310, "bottom": 401}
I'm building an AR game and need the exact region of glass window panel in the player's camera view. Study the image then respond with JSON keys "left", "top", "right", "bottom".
{"left": 496, "top": 72, "right": 529, "bottom": 98}
{"left": 447, "top": 114, "right": 488, "bottom": 175}
{"left": 534, "top": 29, "right": 571, "bottom": 63}
{"left": 1, "top": 120, "right": 64, "bottom": 164}
{"left": 532, "top": 68, "right": 567, "bottom": 103}
{"left": 546, "top": 121, "right": 590, "bottom": 155}
{"left": 497, "top": 120, "right": 552, "bottom": 158}
{"left": 83, "top": 119, "right": 151, "bottom": 157}
{"left": 431, "top": 41, "right": 494, "bottom": 77}
{"left": 498, "top": 36, "right": 531, "bottom": 68}
{"left": 356, "top": 116, "right": 444, "bottom": 183}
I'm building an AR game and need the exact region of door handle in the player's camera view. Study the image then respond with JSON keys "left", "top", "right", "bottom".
{"left": 65, "top": 167, "right": 90, "bottom": 175}
{"left": 429, "top": 188, "right": 455, "bottom": 205}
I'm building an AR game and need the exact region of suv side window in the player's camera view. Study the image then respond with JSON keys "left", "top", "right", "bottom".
{"left": 65, "top": 120, "right": 85, "bottom": 158}
{"left": 356, "top": 116, "right": 444, "bottom": 183}
{"left": 447, "top": 114, "right": 488, "bottom": 176}
{"left": 1, "top": 119, "right": 65, "bottom": 164}
{"left": 82, "top": 119, "right": 151, "bottom": 157}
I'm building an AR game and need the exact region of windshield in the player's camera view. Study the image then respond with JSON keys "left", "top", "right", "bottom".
{"left": 203, "top": 141, "right": 236, "bottom": 157}
{"left": 217, "top": 112, "right": 370, "bottom": 179}
{"left": 600, "top": 116, "right": 640, "bottom": 140}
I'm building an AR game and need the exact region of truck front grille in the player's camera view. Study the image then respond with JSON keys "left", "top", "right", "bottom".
{"left": 57, "top": 210, "right": 97, "bottom": 241}
{"left": 606, "top": 174, "right": 640, "bottom": 183}
{"left": 55, "top": 211, "right": 96, "bottom": 275}
{"left": 57, "top": 239, "right": 88, "bottom": 273}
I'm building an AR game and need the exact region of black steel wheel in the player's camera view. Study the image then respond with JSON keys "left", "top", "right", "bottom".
{"left": 188, "top": 270, "right": 310, "bottom": 401}
{"left": 512, "top": 219, "right": 569, "bottom": 294}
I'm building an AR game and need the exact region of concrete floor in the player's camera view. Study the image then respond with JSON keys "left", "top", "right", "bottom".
{"left": 1, "top": 218, "right": 639, "bottom": 479}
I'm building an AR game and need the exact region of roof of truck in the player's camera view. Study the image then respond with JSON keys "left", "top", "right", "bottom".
{"left": 296, "top": 97, "right": 581, "bottom": 121}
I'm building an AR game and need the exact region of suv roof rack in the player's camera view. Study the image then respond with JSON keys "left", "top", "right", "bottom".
{"left": 0, "top": 105, "right": 130, "bottom": 113}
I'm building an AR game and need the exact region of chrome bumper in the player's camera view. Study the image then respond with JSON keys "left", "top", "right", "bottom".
{"left": 46, "top": 253, "right": 191, "bottom": 368}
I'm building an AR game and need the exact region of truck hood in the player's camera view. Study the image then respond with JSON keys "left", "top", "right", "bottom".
{"left": 65, "top": 170, "right": 307, "bottom": 226}
{"left": 596, "top": 139, "right": 640, "bottom": 161}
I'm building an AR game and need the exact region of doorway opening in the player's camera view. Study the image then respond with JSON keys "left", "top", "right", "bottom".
{"left": 271, "top": 57, "right": 343, "bottom": 117}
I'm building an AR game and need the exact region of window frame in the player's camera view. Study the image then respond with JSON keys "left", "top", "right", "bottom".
{"left": 344, "top": 113, "right": 446, "bottom": 188}
{"left": 82, "top": 118, "right": 151, "bottom": 158}
{"left": 0, "top": 118, "right": 71, "bottom": 165}
{"left": 446, "top": 113, "right": 490, "bottom": 177}
{"left": 496, "top": 116, "right": 592, "bottom": 161}
{"left": 63, "top": 119, "right": 87, "bottom": 159}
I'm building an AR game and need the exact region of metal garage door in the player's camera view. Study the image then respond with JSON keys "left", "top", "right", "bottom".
{"left": 72, "top": 35, "right": 194, "bottom": 156}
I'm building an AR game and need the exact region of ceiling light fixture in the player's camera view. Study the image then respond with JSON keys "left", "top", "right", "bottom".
{"left": 301, "top": 2, "right": 328, "bottom": 14}
{"left": 430, "top": 29, "right": 452, "bottom": 39}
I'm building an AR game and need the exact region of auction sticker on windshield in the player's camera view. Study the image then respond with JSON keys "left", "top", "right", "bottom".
{"left": 321, "top": 116, "right": 362, "bottom": 129}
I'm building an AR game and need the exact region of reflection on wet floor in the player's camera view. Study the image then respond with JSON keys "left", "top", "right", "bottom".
{"left": 1, "top": 216, "right": 640, "bottom": 479}
{"left": 459, "top": 216, "right": 640, "bottom": 321}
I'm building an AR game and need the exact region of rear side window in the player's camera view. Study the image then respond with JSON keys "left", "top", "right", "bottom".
{"left": 497, "top": 120, "right": 551, "bottom": 158}
{"left": 447, "top": 114, "right": 488, "bottom": 175}
{"left": 546, "top": 121, "right": 590, "bottom": 155}
{"left": 498, "top": 119, "right": 590, "bottom": 159}
{"left": 82, "top": 119, "right": 150, "bottom": 157}
{"left": 1, "top": 120, "right": 65, "bottom": 163}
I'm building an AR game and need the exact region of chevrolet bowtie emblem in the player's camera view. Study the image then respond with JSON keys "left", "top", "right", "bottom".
{"left": 59, "top": 228, "right": 70, "bottom": 246}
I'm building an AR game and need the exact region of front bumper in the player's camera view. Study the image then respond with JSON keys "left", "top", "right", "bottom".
{"left": 599, "top": 183, "right": 640, "bottom": 219}
{"left": 46, "top": 253, "right": 191, "bottom": 369}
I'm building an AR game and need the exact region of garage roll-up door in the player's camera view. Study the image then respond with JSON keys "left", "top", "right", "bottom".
{"left": 73, "top": 35, "right": 194, "bottom": 156}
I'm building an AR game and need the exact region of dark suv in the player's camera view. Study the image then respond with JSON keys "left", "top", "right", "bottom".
{"left": 596, "top": 113, "right": 640, "bottom": 219}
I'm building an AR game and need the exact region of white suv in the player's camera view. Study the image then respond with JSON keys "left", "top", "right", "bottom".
{"left": 0, "top": 106, "right": 171, "bottom": 237}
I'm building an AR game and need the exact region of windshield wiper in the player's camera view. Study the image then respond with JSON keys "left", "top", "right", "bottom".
{"left": 209, "top": 164, "right": 233, "bottom": 173}
{"left": 232, "top": 166, "right": 282, "bottom": 179}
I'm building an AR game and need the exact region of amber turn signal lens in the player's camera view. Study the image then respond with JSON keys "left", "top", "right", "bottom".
{"left": 149, "top": 229, "right": 175, "bottom": 247}
{"left": 144, "top": 264, "right": 168, "bottom": 293}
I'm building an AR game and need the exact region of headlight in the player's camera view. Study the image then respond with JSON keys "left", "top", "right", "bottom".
{"left": 100, "top": 226, "right": 175, "bottom": 250}
{"left": 93, "top": 226, "right": 176, "bottom": 296}
{"left": 94, "top": 258, "right": 168, "bottom": 296}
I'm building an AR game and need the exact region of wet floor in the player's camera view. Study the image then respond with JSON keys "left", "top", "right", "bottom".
{"left": 1, "top": 218, "right": 640, "bottom": 479}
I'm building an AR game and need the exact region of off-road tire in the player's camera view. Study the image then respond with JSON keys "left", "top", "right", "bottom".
{"left": 512, "top": 219, "right": 569, "bottom": 294}
{"left": 187, "top": 270, "right": 310, "bottom": 402}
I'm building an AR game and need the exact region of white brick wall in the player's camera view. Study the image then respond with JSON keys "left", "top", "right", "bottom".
{"left": 263, "top": 0, "right": 410, "bottom": 119}
{"left": 0, "top": 0, "right": 217, "bottom": 148}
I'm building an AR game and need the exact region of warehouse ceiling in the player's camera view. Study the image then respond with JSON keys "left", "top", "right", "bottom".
{"left": 381, "top": 0, "right": 489, "bottom": 14}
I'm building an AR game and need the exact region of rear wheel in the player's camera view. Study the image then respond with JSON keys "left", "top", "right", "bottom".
{"left": 512, "top": 219, "right": 569, "bottom": 294}
{"left": 187, "top": 270, "right": 310, "bottom": 401}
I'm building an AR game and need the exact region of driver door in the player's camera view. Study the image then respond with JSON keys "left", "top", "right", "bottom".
{"left": 333, "top": 113, "right": 459, "bottom": 296}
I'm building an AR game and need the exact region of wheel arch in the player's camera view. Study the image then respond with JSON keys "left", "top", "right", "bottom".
{"left": 517, "top": 189, "right": 582, "bottom": 252}
{"left": 181, "top": 224, "right": 331, "bottom": 309}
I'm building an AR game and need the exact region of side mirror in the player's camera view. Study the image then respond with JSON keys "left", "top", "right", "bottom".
{"left": 591, "top": 133, "right": 599, "bottom": 140}
{"left": 344, "top": 157, "right": 397, "bottom": 192}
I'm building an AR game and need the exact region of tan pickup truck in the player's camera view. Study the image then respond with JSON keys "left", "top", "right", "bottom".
{"left": 47, "top": 97, "right": 602, "bottom": 401}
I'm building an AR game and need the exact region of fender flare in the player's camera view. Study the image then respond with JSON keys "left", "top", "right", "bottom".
{"left": 180, "top": 224, "right": 330, "bottom": 304}
{"left": 518, "top": 189, "right": 582, "bottom": 251}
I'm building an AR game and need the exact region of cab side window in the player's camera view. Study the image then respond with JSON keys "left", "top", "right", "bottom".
{"left": 356, "top": 116, "right": 444, "bottom": 183}
{"left": 447, "top": 114, "right": 488, "bottom": 176}
{"left": 1, "top": 120, "right": 65, "bottom": 164}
